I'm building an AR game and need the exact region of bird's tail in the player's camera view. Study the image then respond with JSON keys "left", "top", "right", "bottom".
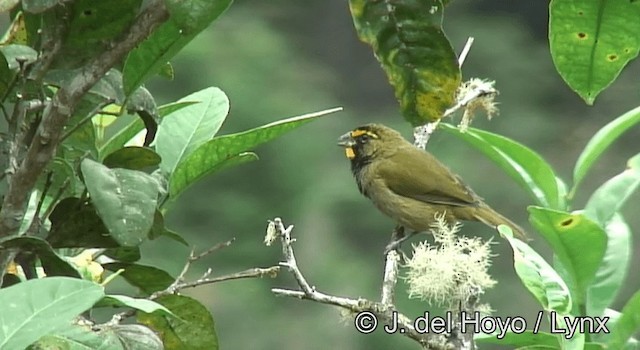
{"left": 474, "top": 205, "right": 528, "bottom": 240}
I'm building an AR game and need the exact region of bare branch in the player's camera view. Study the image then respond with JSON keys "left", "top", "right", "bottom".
{"left": 155, "top": 266, "right": 280, "bottom": 299}
{"left": 107, "top": 239, "right": 279, "bottom": 325}
{"left": 381, "top": 250, "right": 400, "bottom": 306}
{"left": 457, "top": 37, "right": 475, "bottom": 67}
{"left": 269, "top": 217, "right": 451, "bottom": 350}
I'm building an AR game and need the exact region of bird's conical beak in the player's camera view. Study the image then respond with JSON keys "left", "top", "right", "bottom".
{"left": 337, "top": 132, "right": 355, "bottom": 147}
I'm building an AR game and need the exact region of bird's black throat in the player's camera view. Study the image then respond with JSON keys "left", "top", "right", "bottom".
{"left": 350, "top": 153, "right": 372, "bottom": 196}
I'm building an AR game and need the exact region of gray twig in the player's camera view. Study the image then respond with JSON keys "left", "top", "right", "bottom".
{"left": 269, "top": 217, "right": 450, "bottom": 349}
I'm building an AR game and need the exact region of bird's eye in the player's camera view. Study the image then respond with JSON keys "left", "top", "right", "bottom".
{"left": 359, "top": 134, "right": 370, "bottom": 143}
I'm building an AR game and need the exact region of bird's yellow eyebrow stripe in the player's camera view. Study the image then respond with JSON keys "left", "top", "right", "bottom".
{"left": 351, "top": 129, "right": 379, "bottom": 138}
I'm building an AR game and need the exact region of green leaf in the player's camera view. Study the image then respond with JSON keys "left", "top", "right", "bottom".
{"left": 138, "top": 295, "right": 218, "bottom": 350}
{"left": 0, "top": 277, "right": 104, "bottom": 350}
{"left": 169, "top": 107, "right": 341, "bottom": 198}
{"left": 98, "top": 100, "right": 197, "bottom": 159}
{"left": 572, "top": 106, "right": 640, "bottom": 196}
{"left": 499, "top": 225, "right": 572, "bottom": 314}
{"left": 158, "top": 61, "right": 174, "bottom": 80}
{"left": 156, "top": 87, "right": 230, "bottom": 175}
{"left": 0, "top": 236, "right": 80, "bottom": 278}
{"left": 0, "top": 44, "right": 37, "bottom": 69}
{"left": 348, "top": 0, "right": 460, "bottom": 125}
{"left": 104, "top": 263, "right": 174, "bottom": 296}
{"left": 170, "top": 152, "right": 258, "bottom": 200}
{"left": 103, "top": 146, "right": 161, "bottom": 170}
{"left": 587, "top": 214, "right": 632, "bottom": 317}
{"left": 0, "top": 50, "right": 15, "bottom": 98}
{"left": 607, "top": 290, "right": 640, "bottom": 349}
{"left": 47, "top": 197, "right": 119, "bottom": 248}
{"left": 122, "top": 0, "right": 232, "bottom": 95}
{"left": 81, "top": 159, "right": 159, "bottom": 246}
{"left": 148, "top": 210, "right": 189, "bottom": 246}
{"left": 97, "top": 295, "right": 174, "bottom": 317}
{"left": 528, "top": 207, "right": 607, "bottom": 307}
{"left": 549, "top": 0, "right": 640, "bottom": 104}
{"left": 33, "top": 324, "right": 163, "bottom": 350}
{"left": 55, "top": 0, "right": 142, "bottom": 69}
{"left": 584, "top": 154, "right": 640, "bottom": 226}
{"left": 104, "top": 246, "right": 141, "bottom": 263}
{"left": 126, "top": 86, "right": 159, "bottom": 146}
{"left": 441, "top": 123, "right": 561, "bottom": 209}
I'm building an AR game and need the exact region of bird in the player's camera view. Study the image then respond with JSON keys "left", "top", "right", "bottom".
{"left": 337, "top": 123, "right": 527, "bottom": 248}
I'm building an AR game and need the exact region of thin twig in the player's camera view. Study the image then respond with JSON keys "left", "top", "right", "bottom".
{"left": 193, "top": 237, "right": 235, "bottom": 260}
{"left": 457, "top": 37, "right": 474, "bottom": 67}
{"left": 106, "top": 239, "right": 277, "bottom": 326}
{"left": 154, "top": 266, "right": 280, "bottom": 298}
{"left": 270, "top": 217, "right": 450, "bottom": 349}
{"left": 273, "top": 218, "right": 314, "bottom": 294}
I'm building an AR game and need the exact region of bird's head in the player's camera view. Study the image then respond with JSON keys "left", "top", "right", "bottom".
{"left": 337, "top": 124, "right": 406, "bottom": 163}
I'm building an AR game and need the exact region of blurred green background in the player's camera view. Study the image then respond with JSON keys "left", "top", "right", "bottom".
{"left": 139, "top": 1, "right": 640, "bottom": 349}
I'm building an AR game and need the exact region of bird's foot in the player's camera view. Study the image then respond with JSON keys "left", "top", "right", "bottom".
{"left": 383, "top": 226, "right": 413, "bottom": 256}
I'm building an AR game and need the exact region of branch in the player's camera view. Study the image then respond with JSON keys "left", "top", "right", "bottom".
{"left": 107, "top": 238, "right": 280, "bottom": 325}
{"left": 269, "top": 218, "right": 450, "bottom": 349}
{"left": 0, "top": 0, "right": 170, "bottom": 282}
{"left": 413, "top": 37, "right": 497, "bottom": 150}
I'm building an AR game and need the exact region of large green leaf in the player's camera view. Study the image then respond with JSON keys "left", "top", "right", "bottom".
{"left": 348, "top": 0, "right": 460, "bottom": 125}
{"left": 122, "top": 0, "right": 233, "bottom": 95}
{"left": 528, "top": 207, "right": 607, "bottom": 308}
{"left": 0, "top": 277, "right": 104, "bottom": 350}
{"left": 441, "top": 123, "right": 562, "bottom": 209}
{"left": 607, "top": 291, "right": 640, "bottom": 350}
{"left": 587, "top": 214, "right": 632, "bottom": 317}
{"left": 156, "top": 87, "right": 229, "bottom": 175}
{"left": 549, "top": 0, "right": 640, "bottom": 104}
{"left": 584, "top": 154, "right": 640, "bottom": 226}
{"left": 169, "top": 107, "right": 341, "bottom": 198}
{"left": 81, "top": 159, "right": 159, "bottom": 246}
{"left": 138, "top": 295, "right": 218, "bottom": 350}
{"left": 572, "top": 106, "right": 640, "bottom": 197}
{"left": 499, "top": 226, "right": 572, "bottom": 315}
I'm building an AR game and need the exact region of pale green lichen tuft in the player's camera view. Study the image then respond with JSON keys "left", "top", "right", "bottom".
{"left": 404, "top": 213, "right": 496, "bottom": 309}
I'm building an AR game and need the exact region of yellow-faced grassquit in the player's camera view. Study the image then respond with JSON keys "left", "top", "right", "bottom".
{"left": 338, "top": 123, "right": 526, "bottom": 241}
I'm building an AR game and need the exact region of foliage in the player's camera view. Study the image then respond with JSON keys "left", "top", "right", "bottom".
{"left": 347, "top": 0, "right": 640, "bottom": 349}
{"left": 1, "top": 0, "right": 639, "bottom": 349}
{"left": 0, "top": 1, "right": 338, "bottom": 349}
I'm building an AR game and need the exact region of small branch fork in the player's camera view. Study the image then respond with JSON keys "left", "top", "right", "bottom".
{"left": 107, "top": 238, "right": 280, "bottom": 325}
{"left": 269, "top": 218, "right": 449, "bottom": 349}
{"left": 414, "top": 37, "right": 497, "bottom": 150}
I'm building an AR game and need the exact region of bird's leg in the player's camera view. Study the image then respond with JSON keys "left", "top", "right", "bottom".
{"left": 383, "top": 225, "right": 415, "bottom": 255}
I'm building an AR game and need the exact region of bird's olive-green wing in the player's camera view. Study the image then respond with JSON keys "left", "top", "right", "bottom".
{"left": 376, "top": 147, "right": 480, "bottom": 207}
